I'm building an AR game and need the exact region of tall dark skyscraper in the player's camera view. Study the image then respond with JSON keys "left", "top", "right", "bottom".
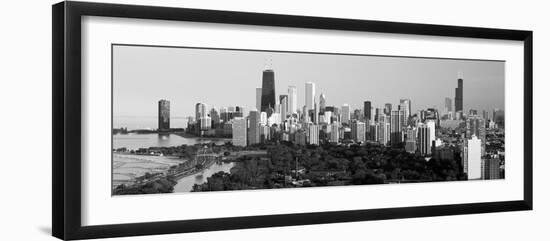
{"left": 363, "top": 101, "right": 371, "bottom": 122}
{"left": 390, "top": 110, "right": 404, "bottom": 146}
{"left": 455, "top": 78, "right": 463, "bottom": 113}
{"left": 158, "top": 99, "right": 170, "bottom": 131}
{"left": 260, "top": 69, "right": 276, "bottom": 114}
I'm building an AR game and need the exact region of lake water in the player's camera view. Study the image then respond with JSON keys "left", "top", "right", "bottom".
{"left": 112, "top": 116, "right": 234, "bottom": 192}
{"left": 114, "top": 116, "right": 188, "bottom": 130}
{"left": 113, "top": 153, "right": 184, "bottom": 188}
{"left": 173, "top": 162, "right": 235, "bottom": 192}
{"left": 113, "top": 153, "right": 234, "bottom": 192}
{"left": 113, "top": 133, "right": 229, "bottom": 150}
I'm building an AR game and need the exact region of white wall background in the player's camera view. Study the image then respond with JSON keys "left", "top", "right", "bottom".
{"left": 0, "top": 0, "right": 547, "bottom": 240}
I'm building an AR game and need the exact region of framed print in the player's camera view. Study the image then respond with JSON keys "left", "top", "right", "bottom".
{"left": 52, "top": 1, "right": 533, "bottom": 240}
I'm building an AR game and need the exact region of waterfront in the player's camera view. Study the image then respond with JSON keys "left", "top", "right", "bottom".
{"left": 113, "top": 133, "right": 229, "bottom": 150}
{"left": 113, "top": 153, "right": 183, "bottom": 188}
{"left": 114, "top": 116, "right": 187, "bottom": 130}
{"left": 113, "top": 132, "right": 233, "bottom": 193}
{"left": 173, "top": 161, "right": 234, "bottom": 192}
{"left": 113, "top": 152, "right": 234, "bottom": 192}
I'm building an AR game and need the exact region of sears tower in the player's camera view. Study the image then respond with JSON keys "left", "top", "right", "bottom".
{"left": 261, "top": 69, "right": 276, "bottom": 114}
{"left": 455, "top": 77, "right": 463, "bottom": 113}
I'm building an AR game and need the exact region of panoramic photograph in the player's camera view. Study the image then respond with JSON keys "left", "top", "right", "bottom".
{"left": 111, "top": 44, "right": 505, "bottom": 195}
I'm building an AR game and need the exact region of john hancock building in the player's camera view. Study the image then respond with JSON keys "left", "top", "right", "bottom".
{"left": 112, "top": 48, "right": 505, "bottom": 195}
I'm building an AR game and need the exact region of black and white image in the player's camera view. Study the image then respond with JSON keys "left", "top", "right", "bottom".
{"left": 111, "top": 44, "right": 505, "bottom": 195}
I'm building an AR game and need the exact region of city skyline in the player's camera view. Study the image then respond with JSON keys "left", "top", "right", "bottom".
{"left": 112, "top": 45, "right": 506, "bottom": 195}
{"left": 113, "top": 45, "right": 505, "bottom": 122}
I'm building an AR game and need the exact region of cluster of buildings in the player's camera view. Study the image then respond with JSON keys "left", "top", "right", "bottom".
{"left": 157, "top": 69, "right": 505, "bottom": 180}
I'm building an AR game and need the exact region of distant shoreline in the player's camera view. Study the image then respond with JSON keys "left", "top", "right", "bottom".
{"left": 172, "top": 132, "right": 231, "bottom": 140}
{"left": 112, "top": 129, "right": 231, "bottom": 141}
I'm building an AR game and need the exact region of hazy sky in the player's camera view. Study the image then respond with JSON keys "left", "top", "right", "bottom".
{"left": 113, "top": 45, "right": 504, "bottom": 118}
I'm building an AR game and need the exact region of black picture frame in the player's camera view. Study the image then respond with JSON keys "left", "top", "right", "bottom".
{"left": 52, "top": 1, "right": 533, "bottom": 240}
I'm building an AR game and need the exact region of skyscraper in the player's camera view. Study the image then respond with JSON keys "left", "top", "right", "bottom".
{"left": 313, "top": 101, "right": 318, "bottom": 124}
{"left": 390, "top": 110, "right": 404, "bottom": 146}
{"left": 421, "top": 108, "right": 440, "bottom": 128}
{"left": 195, "top": 103, "right": 210, "bottom": 132}
{"left": 199, "top": 116, "right": 211, "bottom": 131}
{"left": 374, "top": 108, "right": 381, "bottom": 122}
{"left": 210, "top": 107, "right": 220, "bottom": 128}
{"left": 455, "top": 77, "right": 463, "bottom": 114}
{"left": 195, "top": 102, "right": 208, "bottom": 121}
{"left": 341, "top": 104, "right": 351, "bottom": 125}
{"left": 399, "top": 99, "right": 411, "bottom": 119}
{"left": 418, "top": 124, "right": 431, "bottom": 156}
{"left": 260, "top": 70, "right": 276, "bottom": 113}
{"left": 255, "top": 87, "right": 262, "bottom": 111}
{"left": 305, "top": 82, "right": 315, "bottom": 111}
{"left": 426, "top": 119, "right": 436, "bottom": 149}
{"left": 351, "top": 120, "right": 366, "bottom": 143}
{"left": 384, "top": 103, "right": 392, "bottom": 116}
{"left": 288, "top": 86, "right": 297, "bottom": 114}
{"left": 330, "top": 122, "right": 340, "bottom": 143}
{"left": 158, "top": 99, "right": 170, "bottom": 131}
{"left": 363, "top": 101, "right": 372, "bottom": 124}
{"left": 377, "top": 114, "right": 390, "bottom": 146}
{"left": 248, "top": 110, "right": 261, "bottom": 145}
{"left": 232, "top": 117, "right": 247, "bottom": 147}
{"left": 466, "top": 115, "right": 486, "bottom": 154}
{"left": 464, "top": 135, "right": 482, "bottom": 180}
{"left": 219, "top": 107, "right": 228, "bottom": 123}
{"left": 308, "top": 124, "right": 320, "bottom": 145}
{"left": 279, "top": 95, "right": 288, "bottom": 122}
{"left": 405, "top": 127, "right": 417, "bottom": 153}
{"left": 319, "top": 93, "right": 326, "bottom": 114}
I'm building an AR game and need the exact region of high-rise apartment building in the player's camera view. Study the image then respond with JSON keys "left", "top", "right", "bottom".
{"left": 390, "top": 110, "right": 404, "bottom": 145}
{"left": 210, "top": 108, "right": 220, "bottom": 128}
{"left": 279, "top": 95, "right": 288, "bottom": 123}
{"left": 426, "top": 119, "right": 436, "bottom": 149}
{"left": 418, "top": 124, "right": 431, "bottom": 156}
{"left": 466, "top": 115, "right": 486, "bottom": 154}
{"left": 399, "top": 99, "right": 411, "bottom": 119}
{"left": 305, "top": 82, "right": 315, "bottom": 111}
{"left": 405, "top": 127, "right": 417, "bottom": 153}
{"left": 158, "top": 99, "right": 170, "bottom": 131}
{"left": 330, "top": 122, "right": 340, "bottom": 143}
{"left": 341, "top": 104, "right": 351, "bottom": 125}
{"left": 351, "top": 120, "right": 366, "bottom": 143}
{"left": 384, "top": 103, "right": 392, "bottom": 116}
{"left": 308, "top": 124, "right": 320, "bottom": 145}
{"left": 288, "top": 86, "right": 297, "bottom": 114}
{"left": 377, "top": 114, "right": 390, "bottom": 146}
{"left": 232, "top": 117, "right": 247, "bottom": 147}
{"left": 319, "top": 93, "right": 326, "bottom": 114}
{"left": 463, "top": 135, "right": 482, "bottom": 180}
{"left": 248, "top": 110, "right": 261, "bottom": 145}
